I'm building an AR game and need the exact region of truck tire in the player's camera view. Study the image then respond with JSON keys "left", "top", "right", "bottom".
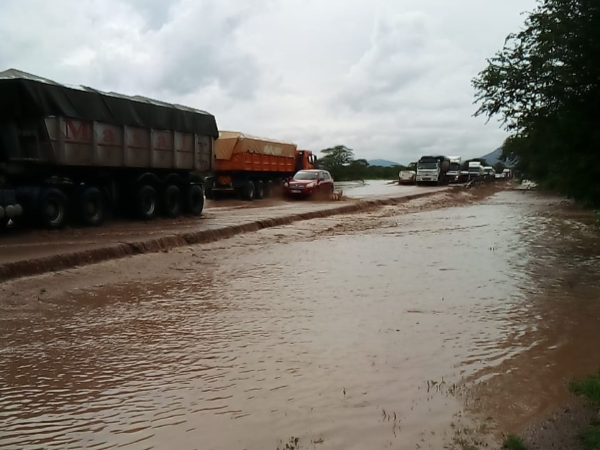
{"left": 136, "top": 185, "right": 158, "bottom": 220}
{"left": 40, "top": 187, "right": 68, "bottom": 229}
{"left": 243, "top": 181, "right": 255, "bottom": 201}
{"left": 79, "top": 186, "right": 105, "bottom": 227}
{"left": 162, "top": 185, "right": 182, "bottom": 218}
{"left": 264, "top": 180, "right": 273, "bottom": 198}
{"left": 255, "top": 180, "right": 265, "bottom": 200}
{"left": 186, "top": 185, "right": 204, "bottom": 216}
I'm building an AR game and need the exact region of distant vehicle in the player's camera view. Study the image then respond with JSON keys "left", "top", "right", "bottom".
{"left": 283, "top": 170, "right": 334, "bottom": 198}
{"left": 205, "top": 132, "right": 317, "bottom": 201}
{"left": 502, "top": 168, "right": 513, "bottom": 179}
{"left": 446, "top": 156, "right": 463, "bottom": 183}
{"left": 468, "top": 161, "right": 485, "bottom": 180}
{"left": 399, "top": 170, "right": 416, "bottom": 185}
{"left": 483, "top": 166, "right": 496, "bottom": 180}
{"left": 521, "top": 179, "right": 537, "bottom": 190}
{"left": 416, "top": 155, "right": 451, "bottom": 185}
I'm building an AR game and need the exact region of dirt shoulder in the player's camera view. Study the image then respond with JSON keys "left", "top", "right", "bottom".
{"left": 521, "top": 400, "right": 598, "bottom": 450}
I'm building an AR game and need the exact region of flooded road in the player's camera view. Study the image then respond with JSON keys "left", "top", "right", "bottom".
{"left": 2, "top": 189, "right": 600, "bottom": 449}
{"left": 0, "top": 180, "right": 439, "bottom": 270}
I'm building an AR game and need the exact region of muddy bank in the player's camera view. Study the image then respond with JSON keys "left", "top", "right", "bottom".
{"left": 521, "top": 400, "right": 598, "bottom": 450}
{"left": 0, "top": 190, "right": 443, "bottom": 283}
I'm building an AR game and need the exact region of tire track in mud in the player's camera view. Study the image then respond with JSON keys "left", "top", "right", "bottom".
{"left": 0, "top": 191, "right": 442, "bottom": 283}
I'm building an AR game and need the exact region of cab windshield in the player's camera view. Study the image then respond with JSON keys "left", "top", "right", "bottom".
{"left": 417, "top": 162, "right": 438, "bottom": 170}
{"left": 294, "top": 171, "right": 319, "bottom": 180}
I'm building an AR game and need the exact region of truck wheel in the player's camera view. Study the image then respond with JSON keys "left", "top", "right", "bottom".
{"left": 136, "top": 185, "right": 158, "bottom": 220}
{"left": 79, "top": 186, "right": 105, "bottom": 227}
{"left": 40, "top": 187, "right": 68, "bottom": 229}
{"left": 264, "top": 180, "right": 273, "bottom": 198}
{"left": 186, "top": 185, "right": 204, "bottom": 216}
{"left": 162, "top": 185, "right": 182, "bottom": 218}
{"left": 243, "top": 181, "right": 255, "bottom": 201}
{"left": 255, "top": 180, "right": 265, "bottom": 200}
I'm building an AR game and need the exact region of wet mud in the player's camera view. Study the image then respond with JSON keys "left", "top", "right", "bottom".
{"left": 2, "top": 184, "right": 599, "bottom": 450}
{"left": 0, "top": 187, "right": 446, "bottom": 282}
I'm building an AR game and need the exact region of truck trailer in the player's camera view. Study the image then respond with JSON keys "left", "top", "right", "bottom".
{"left": 0, "top": 69, "right": 218, "bottom": 229}
{"left": 204, "top": 131, "right": 316, "bottom": 201}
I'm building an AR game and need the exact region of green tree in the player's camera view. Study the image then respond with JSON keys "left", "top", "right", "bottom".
{"left": 473, "top": 0, "right": 600, "bottom": 205}
{"left": 493, "top": 161, "right": 506, "bottom": 174}
{"left": 320, "top": 145, "right": 355, "bottom": 170}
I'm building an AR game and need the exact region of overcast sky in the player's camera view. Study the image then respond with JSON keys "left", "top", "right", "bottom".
{"left": 0, "top": 0, "right": 536, "bottom": 163}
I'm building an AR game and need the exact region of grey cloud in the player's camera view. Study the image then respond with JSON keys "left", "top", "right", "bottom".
{"left": 0, "top": 0, "right": 534, "bottom": 162}
{"left": 0, "top": 0, "right": 267, "bottom": 101}
{"left": 338, "top": 11, "right": 472, "bottom": 114}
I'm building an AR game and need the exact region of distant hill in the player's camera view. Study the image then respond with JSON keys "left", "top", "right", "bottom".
{"left": 479, "top": 147, "right": 516, "bottom": 167}
{"left": 479, "top": 148, "right": 503, "bottom": 165}
{"left": 368, "top": 159, "right": 401, "bottom": 167}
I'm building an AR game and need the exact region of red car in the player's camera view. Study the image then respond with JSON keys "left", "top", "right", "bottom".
{"left": 284, "top": 170, "right": 334, "bottom": 198}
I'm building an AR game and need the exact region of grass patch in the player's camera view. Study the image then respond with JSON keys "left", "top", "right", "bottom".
{"left": 570, "top": 374, "right": 600, "bottom": 403}
{"left": 503, "top": 434, "right": 527, "bottom": 450}
{"left": 571, "top": 373, "right": 600, "bottom": 449}
{"left": 581, "top": 424, "right": 600, "bottom": 450}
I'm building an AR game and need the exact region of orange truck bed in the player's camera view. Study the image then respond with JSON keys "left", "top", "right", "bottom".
{"left": 214, "top": 131, "right": 298, "bottom": 173}
{"left": 206, "top": 131, "right": 315, "bottom": 201}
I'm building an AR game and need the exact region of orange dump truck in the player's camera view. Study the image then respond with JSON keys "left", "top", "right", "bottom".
{"left": 205, "top": 131, "right": 316, "bottom": 200}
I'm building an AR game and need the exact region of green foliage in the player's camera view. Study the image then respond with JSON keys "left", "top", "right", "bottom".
{"left": 320, "top": 145, "right": 355, "bottom": 169}
{"left": 571, "top": 373, "right": 600, "bottom": 449}
{"left": 581, "top": 425, "right": 600, "bottom": 450}
{"left": 473, "top": 0, "right": 600, "bottom": 206}
{"left": 318, "top": 145, "right": 405, "bottom": 181}
{"left": 493, "top": 161, "right": 507, "bottom": 174}
{"left": 503, "top": 434, "right": 527, "bottom": 450}
{"left": 570, "top": 373, "right": 600, "bottom": 403}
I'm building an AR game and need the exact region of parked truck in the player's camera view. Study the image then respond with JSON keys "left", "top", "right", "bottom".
{"left": 0, "top": 69, "right": 218, "bottom": 229}
{"left": 446, "top": 156, "right": 463, "bottom": 183}
{"left": 467, "top": 161, "right": 484, "bottom": 180}
{"left": 416, "top": 155, "right": 451, "bottom": 185}
{"left": 204, "top": 131, "right": 316, "bottom": 201}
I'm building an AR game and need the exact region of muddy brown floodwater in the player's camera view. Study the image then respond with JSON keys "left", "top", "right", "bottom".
{"left": 1, "top": 188, "right": 600, "bottom": 450}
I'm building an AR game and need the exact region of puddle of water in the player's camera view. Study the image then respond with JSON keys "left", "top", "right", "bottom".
{"left": 1, "top": 191, "right": 600, "bottom": 449}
